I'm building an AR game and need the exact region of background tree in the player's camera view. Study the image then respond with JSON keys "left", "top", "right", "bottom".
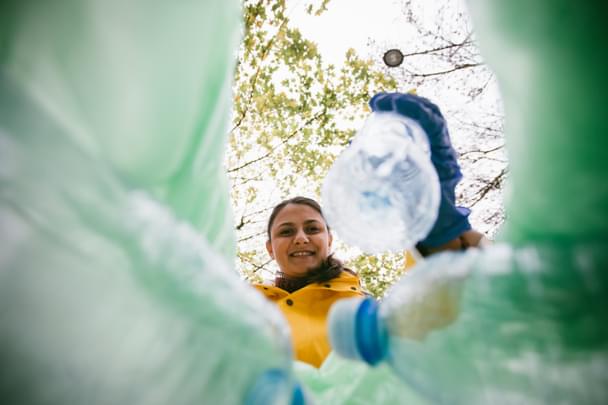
{"left": 227, "top": 0, "right": 506, "bottom": 297}
{"left": 369, "top": 0, "right": 507, "bottom": 237}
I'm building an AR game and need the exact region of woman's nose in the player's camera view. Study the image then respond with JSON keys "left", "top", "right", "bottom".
{"left": 294, "top": 229, "right": 309, "bottom": 244}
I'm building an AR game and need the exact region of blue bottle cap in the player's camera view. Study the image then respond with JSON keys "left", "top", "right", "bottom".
{"left": 245, "top": 369, "right": 308, "bottom": 405}
{"left": 328, "top": 297, "right": 365, "bottom": 361}
{"left": 328, "top": 297, "right": 389, "bottom": 366}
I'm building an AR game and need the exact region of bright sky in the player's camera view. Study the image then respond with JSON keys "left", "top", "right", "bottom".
{"left": 285, "top": 0, "right": 479, "bottom": 108}
{"left": 288, "top": 0, "right": 417, "bottom": 65}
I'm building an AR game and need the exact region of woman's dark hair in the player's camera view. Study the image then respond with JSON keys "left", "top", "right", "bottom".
{"left": 267, "top": 196, "right": 355, "bottom": 290}
{"left": 266, "top": 196, "right": 328, "bottom": 240}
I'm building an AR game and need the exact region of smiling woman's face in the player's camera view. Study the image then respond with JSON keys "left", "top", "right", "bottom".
{"left": 266, "top": 203, "right": 333, "bottom": 278}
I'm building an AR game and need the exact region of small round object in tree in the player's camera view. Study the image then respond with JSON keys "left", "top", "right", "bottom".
{"left": 383, "top": 49, "right": 404, "bottom": 67}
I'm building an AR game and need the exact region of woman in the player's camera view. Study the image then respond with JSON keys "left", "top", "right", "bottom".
{"left": 253, "top": 196, "right": 365, "bottom": 368}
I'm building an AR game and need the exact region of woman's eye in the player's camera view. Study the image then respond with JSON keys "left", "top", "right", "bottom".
{"left": 278, "top": 229, "right": 293, "bottom": 236}
{"left": 306, "top": 226, "right": 320, "bottom": 233}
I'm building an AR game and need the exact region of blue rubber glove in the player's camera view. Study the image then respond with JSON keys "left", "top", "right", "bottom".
{"left": 369, "top": 92, "right": 472, "bottom": 248}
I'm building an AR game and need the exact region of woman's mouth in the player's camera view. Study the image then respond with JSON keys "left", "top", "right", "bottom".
{"left": 290, "top": 251, "right": 314, "bottom": 257}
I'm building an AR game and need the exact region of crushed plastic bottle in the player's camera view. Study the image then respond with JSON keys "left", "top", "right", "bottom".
{"left": 322, "top": 112, "right": 440, "bottom": 253}
{"left": 329, "top": 245, "right": 608, "bottom": 404}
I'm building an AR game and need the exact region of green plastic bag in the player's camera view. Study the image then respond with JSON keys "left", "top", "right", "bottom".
{"left": 1, "top": 1, "right": 299, "bottom": 404}
{"left": 296, "top": 354, "right": 430, "bottom": 404}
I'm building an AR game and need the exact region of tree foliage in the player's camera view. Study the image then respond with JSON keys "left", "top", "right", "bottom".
{"left": 227, "top": 0, "right": 506, "bottom": 298}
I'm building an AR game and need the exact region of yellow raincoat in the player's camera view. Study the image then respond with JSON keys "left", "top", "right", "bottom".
{"left": 254, "top": 271, "right": 365, "bottom": 368}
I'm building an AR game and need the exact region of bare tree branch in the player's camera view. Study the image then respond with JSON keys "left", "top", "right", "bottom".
{"left": 400, "top": 39, "right": 474, "bottom": 58}
{"left": 410, "top": 62, "right": 483, "bottom": 78}
{"left": 240, "top": 255, "right": 273, "bottom": 273}
{"left": 235, "top": 215, "right": 247, "bottom": 231}
{"left": 229, "top": 172, "right": 267, "bottom": 188}
{"left": 238, "top": 229, "right": 267, "bottom": 243}
{"left": 470, "top": 167, "right": 508, "bottom": 206}
{"left": 228, "top": 108, "right": 327, "bottom": 173}
{"left": 242, "top": 205, "right": 274, "bottom": 221}
{"left": 460, "top": 144, "right": 505, "bottom": 156}
{"left": 461, "top": 120, "right": 504, "bottom": 135}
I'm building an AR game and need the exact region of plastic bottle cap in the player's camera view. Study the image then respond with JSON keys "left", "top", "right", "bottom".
{"left": 328, "top": 297, "right": 365, "bottom": 361}
{"left": 355, "top": 298, "right": 389, "bottom": 365}
{"left": 291, "top": 383, "right": 308, "bottom": 405}
{"left": 244, "top": 369, "right": 308, "bottom": 405}
{"left": 329, "top": 297, "right": 389, "bottom": 366}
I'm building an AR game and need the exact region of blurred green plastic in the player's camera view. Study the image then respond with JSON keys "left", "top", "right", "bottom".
{"left": 295, "top": 354, "right": 430, "bottom": 404}
{"left": 374, "top": 245, "right": 608, "bottom": 404}
{"left": 0, "top": 1, "right": 297, "bottom": 404}
{"left": 3, "top": 0, "right": 608, "bottom": 404}
{"left": 1, "top": 0, "right": 237, "bottom": 259}
{"left": 466, "top": 0, "right": 608, "bottom": 244}
{"left": 318, "top": 0, "right": 608, "bottom": 403}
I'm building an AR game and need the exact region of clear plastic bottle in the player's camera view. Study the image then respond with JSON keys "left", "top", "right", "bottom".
{"left": 326, "top": 250, "right": 495, "bottom": 404}
{"left": 329, "top": 246, "right": 608, "bottom": 404}
{"left": 321, "top": 112, "right": 440, "bottom": 253}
